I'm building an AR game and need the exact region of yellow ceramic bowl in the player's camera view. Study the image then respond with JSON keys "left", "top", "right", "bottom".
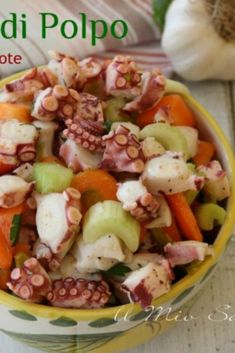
{"left": 0, "top": 74, "right": 235, "bottom": 353}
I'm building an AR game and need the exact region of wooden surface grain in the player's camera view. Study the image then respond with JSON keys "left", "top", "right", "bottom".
{"left": 1, "top": 80, "right": 234, "bottom": 353}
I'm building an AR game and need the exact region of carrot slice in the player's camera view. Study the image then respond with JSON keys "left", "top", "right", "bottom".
{"left": 71, "top": 169, "right": 118, "bottom": 212}
{"left": 0, "top": 203, "right": 25, "bottom": 245}
{"left": 162, "top": 217, "right": 182, "bottom": 242}
{"left": 0, "top": 230, "right": 13, "bottom": 270}
{"left": 192, "top": 140, "right": 215, "bottom": 166}
{"left": 0, "top": 269, "right": 10, "bottom": 290}
{"left": 0, "top": 103, "right": 32, "bottom": 123}
{"left": 166, "top": 193, "right": 203, "bottom": 242}
{"left": 136, "top": 105, "right": 160, "bottom": 128}
{"left": 136, "top": 95, "right": 196, "bottom": 128}
{"left": 156, "top": 95, "right": 196, "bottom": 127}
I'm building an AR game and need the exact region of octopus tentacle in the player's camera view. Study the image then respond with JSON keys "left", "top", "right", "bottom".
{"left": 105, "top": 55, "right": 141, "bottom": 98}
{"left": 0, "top": 155, "right": 18, "bottom": 173}
{"left": 32, "top": 85, "right": 80, "bottom": 121}
{"left": 7, "top": 258, "right": 52, "bottom": 303}
{"left": 17, "top": 143, "right": 37, "bottom": 163}
{"left": 48, "top": 52, "right": 104, "bottom": 91}
{"left": 33, "top": 242, "right": 61, "bottom": 272}
{"left": 47, "top": 277, "right": 110, "bottom": 308}
{"left": 75, "top": 92, "right": 104, "bottom": 122}
{"left": 59, "top": 139, "right": 102, "bottom": 173}
{"left": 48, "top": 51, "right": 82, "bottom": 89}
{"left": 79, "top": 57, "right": 104, "bottom": 93}
{"left": 34, "top": 187, "right": 82, "bottom": 271}
{"left": 61, "top": 92, "right": 105, "bottom": 153}
{"left": 0, "top": 175, "right": 33, "bottom": 208}
{"left": 123, "top": 68, "right": 166, "bottom": 112}
{"left": 0, "top": 120, "right": 38, "bottom": 170}
{"left": 81, "top": 59, "right": 107, "bottom": 99}
{"left": 63, "top": 118, "right": 105, "bottom": 153}
{"left": 122, "top": 262, "right": 171, "bottom": 308}
{"left": 164, "top": 241, "right": 214, "bottom": 267}
{"left": 101, "top": 125, "right": 145, "bottom": 173}
{"left": 2, "top": 67, "right": 57, "bottom": 103}
{"left": 79, "top": 57, "right": 103, "bottom": 80}
{"left": 117, "top": 180, "right": 160, "bottom": 222}
{"left": 33, "top": 121, "right": 58, "bottom": 160}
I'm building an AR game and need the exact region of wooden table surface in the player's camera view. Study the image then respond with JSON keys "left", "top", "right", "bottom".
{"left": 1, "top": 80, "right": 235, "bottom": 353}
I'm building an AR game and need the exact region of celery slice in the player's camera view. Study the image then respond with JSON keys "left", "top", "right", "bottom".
{"left": 82, "top": 200, "right": 140, "bottom": 252}
{"left": 184, "top": 163, "right": 199, "bottom": 204}
{"left": 195, "top": 203, "right": 226, "bottom": 231}
{"left": 176, "top": 126, "right": 198, "bottom": 158}
{"left": 140, "top": 123, "right": 190, "bottom": 160}
{"left": 104, "top": 97, "right": 130, "bottom": 122}
{"left": 184, "top": 190, "right": 199, "bottom": 205}
{"left": 33, "top": 163, "right": 73, "bottom": 194}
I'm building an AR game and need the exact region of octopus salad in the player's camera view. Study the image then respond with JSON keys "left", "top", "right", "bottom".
{"left": 0, "top": 52, "right": 230, "bottom": 309}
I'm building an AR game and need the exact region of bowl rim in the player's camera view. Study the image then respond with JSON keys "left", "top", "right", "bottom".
{"left": 0, "top": 72, "right": 235, "bottom": 322}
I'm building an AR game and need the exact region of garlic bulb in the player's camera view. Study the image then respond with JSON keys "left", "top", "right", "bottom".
{"left": 162, "top": 0, "right": 235, "bottom": 80}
